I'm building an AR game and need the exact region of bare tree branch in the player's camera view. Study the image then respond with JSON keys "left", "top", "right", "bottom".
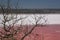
{"left": 20, "top": 14, "right": 47, "bottom": 40}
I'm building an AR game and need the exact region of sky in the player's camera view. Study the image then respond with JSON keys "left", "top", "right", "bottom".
{"left": 0, "top": 0, "right": 60, "bottom": 9}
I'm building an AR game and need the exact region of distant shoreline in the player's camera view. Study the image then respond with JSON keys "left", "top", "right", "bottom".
{"left": 0, "top": 9, "right": 60, "bottom": 14}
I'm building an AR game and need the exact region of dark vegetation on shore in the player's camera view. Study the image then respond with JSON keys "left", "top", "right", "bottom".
{"left": 0, "top": 9, "right": 60, "bottom": 13}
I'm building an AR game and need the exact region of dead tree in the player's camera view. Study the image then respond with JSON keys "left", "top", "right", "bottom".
{"left": 0, "top": 0, "right": 47, "bottom": 40}
{"left": 0, "top": 6, "right": 28, "bottom": 40}
{"left": 0, "top": 0, "right": 28, "bottom": 40}
{"left": 20, "top": 14, "right": 47, "bottom": 40}
{"left": 0, "top": 8, "right": 28, "bottom": 40}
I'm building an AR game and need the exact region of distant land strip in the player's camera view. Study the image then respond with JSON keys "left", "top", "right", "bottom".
{"left": 0, "top": 9, "right": 60, "bottom": 14}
